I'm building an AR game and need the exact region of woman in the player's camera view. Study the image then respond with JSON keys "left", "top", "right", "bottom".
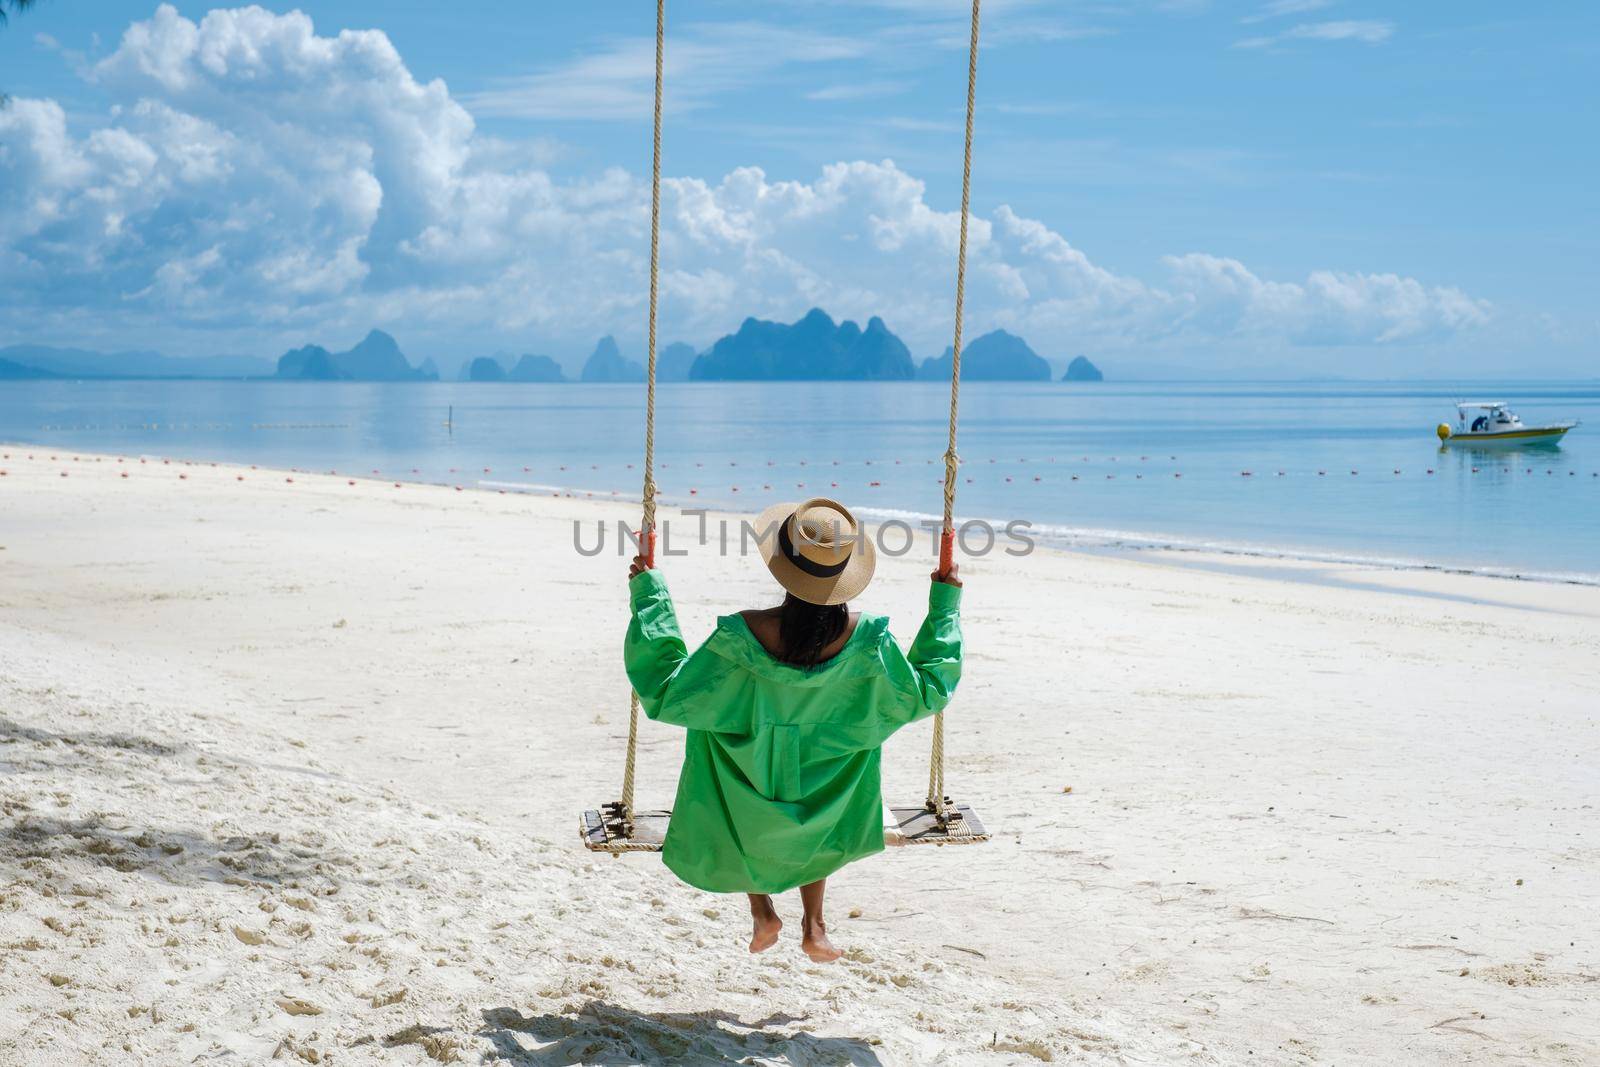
{"left": 625, "top": 497, "right": 963, "bottom": 963}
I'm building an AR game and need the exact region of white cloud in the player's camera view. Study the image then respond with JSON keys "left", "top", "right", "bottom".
{"left": 1287, "top": 19, "right": 1394, "bottom": 43}
{"left": 1161, "top": 254, "right": 1487, "bottom": 344}
{"left": 804, "top": 80, "right": 912, "bottom": 102}
{"left": 462, "top": 22, "right": 871, "bottom": 121}
{"left": 1236, "top": 18, "right": 1394, "bottom": 49}
{"left": 461, "top": 6, "right": 1109, "bottom": 121}
{"left": 0, "top": 4, "right": 1482, "bottom": 361}
{"left": 1240, "top": 0, "right": 1336, "bottom": 25}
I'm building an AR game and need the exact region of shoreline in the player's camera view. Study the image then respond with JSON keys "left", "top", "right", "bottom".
{"left": 857, "top": 504, "right": 1600, "bottom": 589}
{"left": 8, "top": 440, "right": 1597, "bottom": 591}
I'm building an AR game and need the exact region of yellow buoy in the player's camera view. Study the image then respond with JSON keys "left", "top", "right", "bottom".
{"left": 1436, "top": 423, "right": 1452, "bottom": 441}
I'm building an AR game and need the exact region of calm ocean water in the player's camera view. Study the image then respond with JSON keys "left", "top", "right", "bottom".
{"left": 3, "top": 379, "right": 1597, "bottom": 582}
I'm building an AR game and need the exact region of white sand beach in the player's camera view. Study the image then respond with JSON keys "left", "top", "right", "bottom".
{"left": 2, "top": 447, "right": 1597, "bottom": 1065}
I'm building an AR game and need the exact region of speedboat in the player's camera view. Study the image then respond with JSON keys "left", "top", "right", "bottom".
{"left": 1436, "top": 402, "right": 1577, "bottom": 446}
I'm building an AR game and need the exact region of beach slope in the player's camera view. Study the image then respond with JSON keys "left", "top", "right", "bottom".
{"left": 2, "top": 450, "right": 1597, "bottom": 1064}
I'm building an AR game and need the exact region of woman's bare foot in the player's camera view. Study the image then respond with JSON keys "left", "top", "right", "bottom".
{"left": 801, "top": 918, "right": 842, "bottom": 963}
{"left": 748, "top": 894, "right": 782, "bottom": 953}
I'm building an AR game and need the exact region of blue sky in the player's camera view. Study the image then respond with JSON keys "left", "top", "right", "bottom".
{"left": 1, "top": 1, "right": 1595, "bottom": 377}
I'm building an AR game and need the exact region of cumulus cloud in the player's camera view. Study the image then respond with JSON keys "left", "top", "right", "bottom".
{"left": 0, "top": 4, "right": 1483, "bottom": 360}
{"left": 1161, "top": 254, "right": 1487, "bottom": 344}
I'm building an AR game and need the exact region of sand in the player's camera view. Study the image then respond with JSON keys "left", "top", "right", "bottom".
{"left": 1, "top": 447, "right": 1597, "bottom": 1065}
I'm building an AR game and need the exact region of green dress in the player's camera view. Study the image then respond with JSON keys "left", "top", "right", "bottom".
{"left": 624, "top": 570, "right": 963, "bottom": 894}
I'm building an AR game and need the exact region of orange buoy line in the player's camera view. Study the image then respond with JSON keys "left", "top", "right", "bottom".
{"left": 4, "top": 448, "right": 1596, "bottom": 496}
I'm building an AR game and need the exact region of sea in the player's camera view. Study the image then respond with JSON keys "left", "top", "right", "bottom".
{"left": 2, "top": 379, "right": 1597, "bottom": 584}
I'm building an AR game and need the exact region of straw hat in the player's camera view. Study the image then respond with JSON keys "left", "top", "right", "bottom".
{"left": 754, "top": 497, "right": 877, "bottom": 606}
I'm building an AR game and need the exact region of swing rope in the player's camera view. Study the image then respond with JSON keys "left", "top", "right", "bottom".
{"left": 927, "top": 0, "right": 981, "bottom": 824}
{"left": 617, "top": 0, "right": 667, "bottom": 828}
{"left": 613, "top": 0, "right": 982, "bottom": 839}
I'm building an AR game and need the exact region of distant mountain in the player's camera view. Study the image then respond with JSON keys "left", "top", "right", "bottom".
{"left": 507, "top": 354, "right": 565, "bottom": 382}
{"left": 277, "top": 344, "right": 340, "bottom": 380}
{"left": 1062, "top": 355, "right": 1104, "bottom": 382}
{"left": 580, "top": 336, "right": 645, "bottom": 383}
{"left": 657, "top": 342, "right": 698, "bottom": 382}
{"left": 916, "top": 329, "right": 1051, "bottom": 382}
{"left": 275, "top": 330, "right": 431, "bottom": 382}
{"left": 0, "top": 356, "right": 58, "bottom": 379}
{"left": 466, "top": 356, "right": 507, "bottom": 382}
{"left": 2, "top": 326, "right": 1098, "bottom": 386}
{"left": 336, "top": 330, "right": 427, "bottom": 380}
{"left": 0, "top": 343, "right": 272, "bottom": 379}
{"left": 690, "top": 308, "right": 914, "bottom": 381}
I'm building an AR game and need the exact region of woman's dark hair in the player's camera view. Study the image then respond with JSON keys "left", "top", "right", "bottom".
{"left": 776, "top": 593, "right": 848, "bottom": 668}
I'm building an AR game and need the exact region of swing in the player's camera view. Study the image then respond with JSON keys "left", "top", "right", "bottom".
{"left": 581, "top": 0, "right": 991, "bottom": 854}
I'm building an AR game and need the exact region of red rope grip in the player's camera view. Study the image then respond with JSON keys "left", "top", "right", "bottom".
{"left": 642, "top": 527, "right": 656, "bottom": 569}
{"left": 938, "top": 527, "right": 955, "bottom": 575}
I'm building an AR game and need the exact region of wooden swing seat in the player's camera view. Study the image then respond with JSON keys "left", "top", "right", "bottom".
{"left": 581, "top": 798, "right": 990, "bottom": 854}
{"left": 883, "top": 800, "right": 990, "bottom": 846}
